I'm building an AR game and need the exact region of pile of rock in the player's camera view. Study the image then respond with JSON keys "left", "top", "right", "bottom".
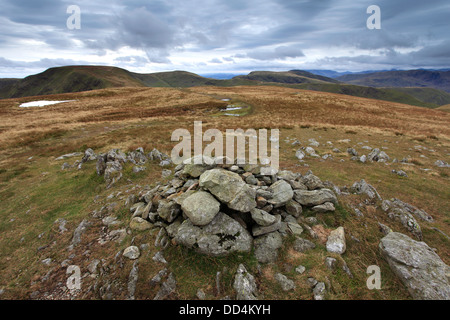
{"left": 95, "top": 148, "right": 171, "bottom": 188}
{"left": 127, "top": 155, "right": 338, "bottom": 263}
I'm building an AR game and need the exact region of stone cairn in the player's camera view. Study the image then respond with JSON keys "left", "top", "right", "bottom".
{"left": 127, "top": 155, "right": 338, "bottom": 263}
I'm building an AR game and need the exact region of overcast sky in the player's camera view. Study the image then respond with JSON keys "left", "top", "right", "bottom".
{"left": 1, "top": 0, "right": 449, "bottom": 78}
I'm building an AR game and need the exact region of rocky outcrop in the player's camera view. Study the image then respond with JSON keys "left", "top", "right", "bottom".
{"left": 379, "top": 232, "right": 450, "bottom": 300}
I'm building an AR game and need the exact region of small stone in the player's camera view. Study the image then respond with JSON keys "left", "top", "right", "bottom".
{"left": 123, "top": 246, "right": 140, "bottom": 260}
{"left": 313, "top": 282, "right": 326, "bottom": 300}
{"left": 295, "top": 265, "right": 306, "bottom": 274}
{"left": 293, "top": 237, "right": 316, "bottom": 253}
{"left": 274, "top": 273, "right": 296, "bottom": 291}
{"left": 152, "top": 251, "right": 168, "bottom": 264}
{"left": 326, "top": 227, "right": 346, "bottom": 254}
{"left": 325, "top": 257, "right": 337, "bottom": 270}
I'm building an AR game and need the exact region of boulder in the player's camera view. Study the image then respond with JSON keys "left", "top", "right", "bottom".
{"left": 181, "top": 191, "right": 220, "bottom": 226}
{"left": 199, "top": 169, "right": 256, "bottom": 212}
{"left": 253, "top": 231, "right": 283, "bottom": 263}
{"left": 250, "top": 208, "right": 276, "bottom": 226}
{"left": 294, "top": 189, "right": 337, "bottom": 207}
{"left": 175, "top": 212, "right": 252, "bottom": 256}
{"left": 379, "top": 232, "right": 450, "bottom": 300}
{"left": 268, "top": 180, "right": 294, "bottom": 208}
{"left": 130, "top": 217, "right": 153, "bottom": 231}
{"left": 312, "top": 202, "right": 335, "bottom": 213}
{"left": 285, "top": 200, "right": 303, "bottom": 217}
{"left": 302, "top": 173, "right": 324, "bottom": 190}
{"left": 157, "top": 200, "right": 181, "bottom": 223}
{"left": 252, "top": 214, "right": 282, "bottom": 236}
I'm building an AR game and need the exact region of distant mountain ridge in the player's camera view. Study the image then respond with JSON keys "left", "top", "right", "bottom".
{"left": 337, "top": 69, "right": 450, "bottom": 93}
{"left": 2, "top": 65, "right": 450, "bottom": 109}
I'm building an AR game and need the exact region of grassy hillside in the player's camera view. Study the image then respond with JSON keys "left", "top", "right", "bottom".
{"left": 0, "top": 66, "right": 146, "bottom": 98}
{"left": 289, "top": 83, "right": 446, "bottom": 109}
{"left": 337, "top": 70, "right": 450, "bottom": 93}
{"left": 1, "top": 66, "right": 449, "bottom": 110}
{"left": 235, "top": 70, "right": 337, "bottom": 85}
{"left": 0, "top": 86, "right": 448, "bottom": 300}
{"left": 0, "top": 79, "right": 20, "bottom": 90}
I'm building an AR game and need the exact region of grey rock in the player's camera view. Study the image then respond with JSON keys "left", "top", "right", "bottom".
{"left": 347, "top": 148, "right": 358, "bottom": 157}
{"left": 199, "top": 169, "right": 256, "bottom": 212}
{"left": 313, "top": 282, "right": 326, "bottom": 300}
{"left": 127, "top": 261, "right": 139, "bottom": 300}
{"left": 268, "top": 180, "right": 294, "bottom": 208}
{"left": 305, "top": 147, "right": 319, "bottom": 157}
{"left": 295, "top": 265, "right": 306, "bottom": 274}
{"left": 154, "top": 273, "right": 176, "bottom": 300}
{"left": 233, "top": 264, "right": 258, "bottom": 300}
{"left": 72, "top": 219, "right": 91, "bottom": 246}
{"left": 250, "top": 208, "right": 276, "bottom": 226}
{"left": 87, "top": 259, "right": 101, "bottom": 274}
{"left": 274, "top": 273, "right": 296, "bottom": 291}
{"left": 434, "top": 160, "right": 450, "bottom": 168}
{"left": 196, "top": 289, "right": 206, "bottom": 300}
{"left": 301, "top": 173, "right": 324, "bottom": 190}
{"left": 326, "top": 227, "right": 346, "bottom": 254}
{"left": 130, "top": 217, "right": 152, "bottom": 231}
{"left": 379, "top": 232, "right": 450, "bottom": 300}
{"left": 295, "top": 149, "right": 305, "bottom": 160}
{"left": 285, "top": 200, "right": 303, "bottom": 218}
{"left": 157, "top": 200, "right": 181, "bottom": 223}
{"left": 252, "top": 214, "right": 282, "bottom": 236}
{"left": 149, "top": 268, "right": 168, "bottom": 287}
{"left": 312, "top": 202, "right": 335, "bottom": 213}
{"left": 123, "top": 246, "right": 140, "bottom": 260}
{"left": 253, "top": 231, "right": 283, "bottom": 263}
{"left": 293, "top": 237, "right": 316, "bottom": 253}
{"left": 351, "top": 179, "right": 382, "bottom": 201}
{"left": 175, "top": 212, "right": 252, "bottom": 256}
{"left": 152, "top": 251, "right": 168, "bottom": 264}
{"left": 181, "top": 191, "right": 221, "bottom": 226}
{"left": 294, "top": 189, "right": 338, "bottom": 207}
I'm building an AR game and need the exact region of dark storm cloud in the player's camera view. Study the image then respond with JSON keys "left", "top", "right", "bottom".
{"left": 0, "top": 0, "right": 449, "bottom": 76}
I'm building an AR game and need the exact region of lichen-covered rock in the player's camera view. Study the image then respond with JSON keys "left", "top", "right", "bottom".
{"left": 268, "top": 180, "right": 294, "bottom": 208}
{"left": 379, "top": 232, "right": 450, "bottom": 300}
{"left": 181, "top": 191, "right": 220, "bottom": 226}
{"left": 294, "top": 189, "right": 337, "bottom": 207}
{"left": 129, "top": 217, "right": 153, "bottom": 231}
{"left": 252, "top": 214, "right": 282, "bottom": 237}
{"left": 326, "top": 227, "right": 346, "bottom": 254}
{"left": 233, "top": 264, "right": 258, "bottom": 300}
{"left": 157, "top": 200, "right": 181, "bottom": 223}
{"left": 199, "top": 169, "right": 256, "bottom": 212}
{"left": 253, "top": 231, "right": 283, "bottom": 263}
{"left": 312, "top": 202, "right": 335, "bottom": 213}
{"left": 250, "top": 208, "right": 276, "bottom": 226}
{"left": 175, "top": 212, "right": 252, "bottom": 256}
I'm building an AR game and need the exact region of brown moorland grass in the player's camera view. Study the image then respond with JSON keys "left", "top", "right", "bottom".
{"left": 0, "top": 85, "right": 448, "bottom": 300}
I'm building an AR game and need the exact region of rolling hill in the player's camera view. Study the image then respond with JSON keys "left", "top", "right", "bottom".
{"left": 2, "top": 65, "right": 450, "bottom": 109}
{"left": 337, "top": 69, "right": 450, "bottom": 93}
